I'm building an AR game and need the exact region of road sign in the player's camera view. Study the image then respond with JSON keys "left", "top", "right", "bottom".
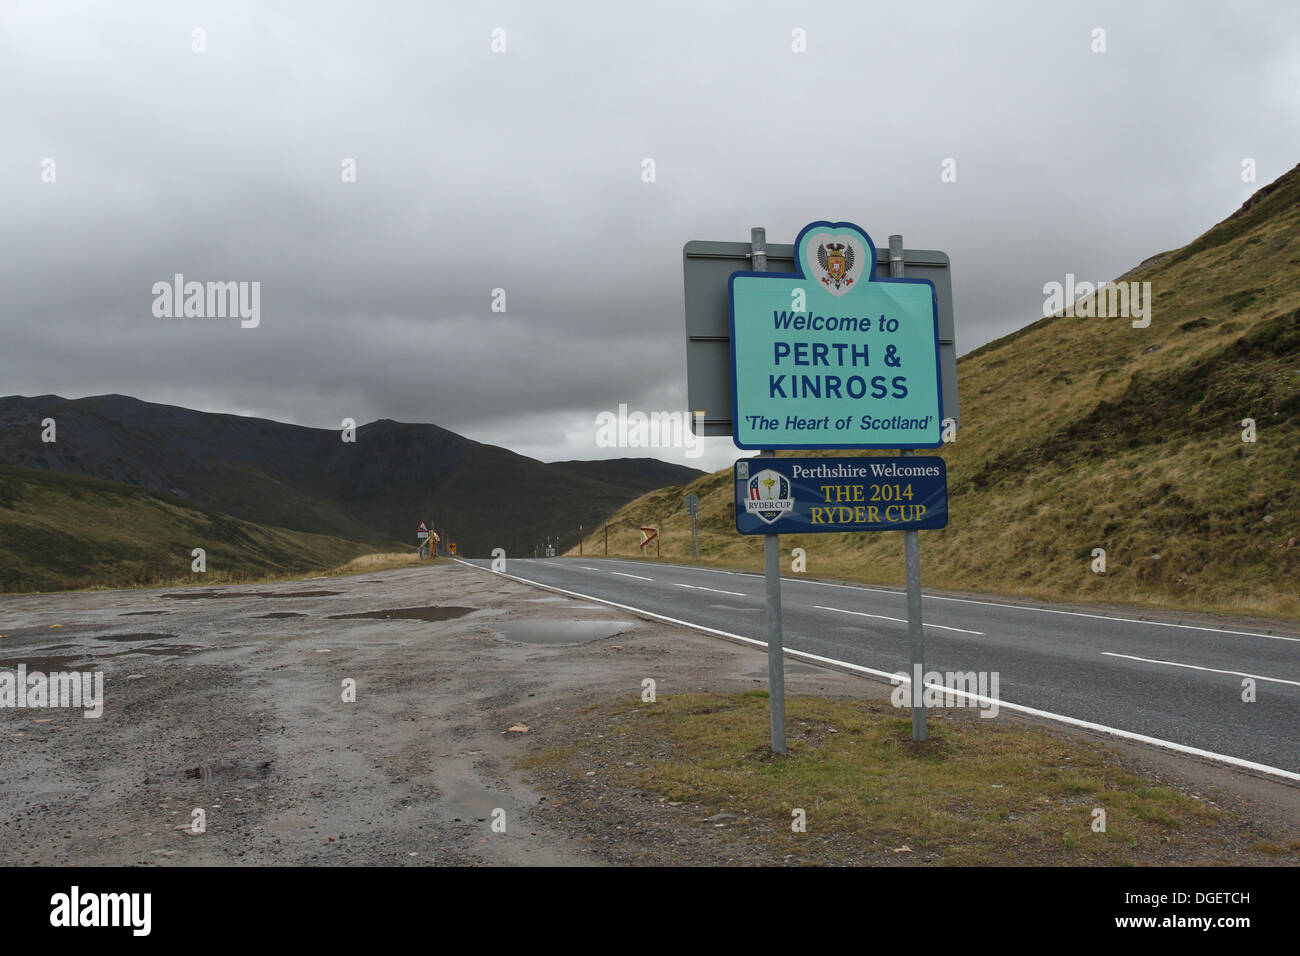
{"left": 729, "top": 221, "right": 942, "bottom": 449}
{"left": 734, "top": 457, "right": 947, "bottom": 535}
{"left": 417, "top": 521, "right": 429, "bottom": 539}
{"left": 684, "top": 493, "right": 701, "bottom": 561}
{"left": 684, "top": 230, "right": 958, "bottom": 438}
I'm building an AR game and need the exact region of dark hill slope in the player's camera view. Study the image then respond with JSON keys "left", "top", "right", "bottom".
{"left": 0, "top": 395, "right": 705, "bottom": 558}
{"left": 0, "top": 464, "right": 382, "bottom": 592}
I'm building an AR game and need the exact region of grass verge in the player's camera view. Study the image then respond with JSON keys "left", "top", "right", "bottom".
{"left": 519, "top": 692, "right": 1299, "bottom": 866}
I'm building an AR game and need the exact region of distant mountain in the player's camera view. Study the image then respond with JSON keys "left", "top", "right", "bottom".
{"left": 0, "top": 395, "right": 705, "bottom": 561}
{"left": 583, "top": 163, "right": 1300, "bottom": 618}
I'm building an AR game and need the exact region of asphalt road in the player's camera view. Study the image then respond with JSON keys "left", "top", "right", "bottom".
{"left": 460, "top": 557, "right": 1300, "bottom": 777}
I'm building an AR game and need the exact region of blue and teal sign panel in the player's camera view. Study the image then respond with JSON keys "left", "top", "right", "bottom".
{"left": 734, "top": 457, "right": 948, "bottom": 535}
{"left": 729, "top": 221, "right": 943, "bottom": 449}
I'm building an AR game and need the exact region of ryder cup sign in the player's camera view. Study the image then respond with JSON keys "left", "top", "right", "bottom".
{"left": 735, "top": 457, "right": 948, "bottom": 535}
{"left": 729, "top": 221, "right": 943, "bottom": 449}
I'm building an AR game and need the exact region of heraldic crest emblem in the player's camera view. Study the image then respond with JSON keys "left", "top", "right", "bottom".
{"left": 817, "top": 241, "right": 855, "bottom": 291}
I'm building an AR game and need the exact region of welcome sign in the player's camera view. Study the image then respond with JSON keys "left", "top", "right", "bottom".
{"left": 729, "top": 221, "right": 943, "bottom": 449}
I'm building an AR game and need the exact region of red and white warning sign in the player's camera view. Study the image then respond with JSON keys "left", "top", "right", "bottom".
{"left": 417, "top": 521, "right": 430, "bottom": 539}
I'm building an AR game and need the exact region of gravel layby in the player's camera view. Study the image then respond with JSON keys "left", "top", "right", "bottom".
{"left": 1, "top": 561, "right": 1296, "bottom": 866}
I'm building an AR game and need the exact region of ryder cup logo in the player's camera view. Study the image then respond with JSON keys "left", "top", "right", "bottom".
{"left": 744, "top": 469, "right": 794, "bottom": 524}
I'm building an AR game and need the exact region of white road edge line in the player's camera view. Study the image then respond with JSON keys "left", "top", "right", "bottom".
{"left": 815, "top": 605, "right": 985, "bottom": 635}
{"left": 453, "top": 558, "right": 1300, "bottom": 783}
{"left": 610, "top": 571, "right": 653, "bottom": 581}
{"left": 1102, "top": 652, "right": 1300, "bottom": 688}
{"left": 673, "top": 583, "right": 746, "bottom": 597}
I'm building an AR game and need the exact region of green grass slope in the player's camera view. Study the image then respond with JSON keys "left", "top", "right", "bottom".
{"left": 576, "top": 164, "right": 1300, "bottom": 618}
{"left": 0, "top": 465, "right": 398, "bottom": 593}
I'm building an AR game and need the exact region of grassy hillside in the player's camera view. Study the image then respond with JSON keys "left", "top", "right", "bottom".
{"left": 576, "top": 165, "right": 1300, "bottom": 618}
{"left": 0, "top": 396, "right": 704, "bottom": 558}
{"left": 0, "top": 465, "right": 398, "bottom": 593}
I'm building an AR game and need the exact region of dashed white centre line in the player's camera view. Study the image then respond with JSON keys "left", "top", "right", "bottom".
{"left": 1102, "top": 652, "right": 1300, "bottom": 688}
{"left": 610, "top": 571, "right": 653, "bottom": 581}
{"left": 673, "top": 583, "right": 746, "bottom": 597}
{"left": 815, "top": 605, "right": 985, "bottom": 636}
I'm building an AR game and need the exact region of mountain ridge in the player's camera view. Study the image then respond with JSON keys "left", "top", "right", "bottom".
{"left": 0, "top": 393, "right": 705, "bottom": 560}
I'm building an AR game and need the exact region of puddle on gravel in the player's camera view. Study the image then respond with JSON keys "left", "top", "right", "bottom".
{"left": 93, "top": 632, "right": 176, "bottom": 642}
{"left": 184, "top": 646, "right": 257, "bottom": 664}
{"left": 261, "top": 591, "right": 343, "bottom": 598}
{"left": 162, "top": 591, "right": 250, "bottom": 600}
{"left": 113, "top": 645, "right": 199, "bottom": 658}
{"left": 162, "top": 590, "right": 342, "bottom": 600}
{"left": 0, "top": 654, "right": 94, "bottom": 671}
{"left": 490, "top": 619, "right": 637, "bottom": 645}
{"left": 444, "top": 781, "right": 507, "bottom": 823}
{"left": 328, "top": 606, "right": 476, "bottom": 622}
{"left": 0, "top": 644, "right": 200, "bottom": 669}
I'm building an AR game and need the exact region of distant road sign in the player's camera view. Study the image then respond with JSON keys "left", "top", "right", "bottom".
{"left": 734, "top": 456, "right": 948, "bottom": 535}
{"left": 684, "top": 493, "right": 700, "bottom": 516}
{"left": 684, "top": 231, "right": 958, "bottom": 438}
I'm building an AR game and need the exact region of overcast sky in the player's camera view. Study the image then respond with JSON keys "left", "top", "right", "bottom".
{"left": 2, "top": 0, "right": 1297, "bottom": 472}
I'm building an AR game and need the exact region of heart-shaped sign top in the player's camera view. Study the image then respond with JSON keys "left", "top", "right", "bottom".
{"left": 796, "top": 222, "right": 876, "bottom": 298}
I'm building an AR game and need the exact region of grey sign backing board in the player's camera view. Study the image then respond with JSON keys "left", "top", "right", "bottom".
{"left": 684, "top": 238, "right": 959, "bottom": 437}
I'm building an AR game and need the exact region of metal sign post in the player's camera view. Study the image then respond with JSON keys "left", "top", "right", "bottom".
{"left": 751, "top": 228, "right": 788, "bottom": 756}
{"left": 892, "top": 234, "right": 927, "bottom": 742}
